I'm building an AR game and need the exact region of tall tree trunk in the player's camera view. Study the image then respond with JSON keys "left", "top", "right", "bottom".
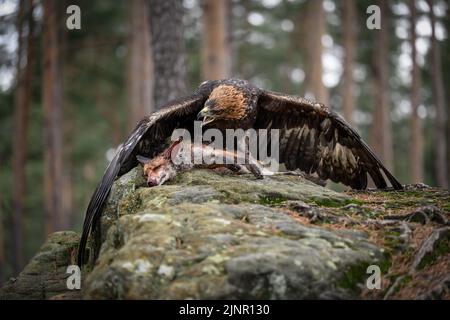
{"left": 201, "top": 0, "right": 231, "bottom": 80}
{"left": 149, "top": 0, "right": 186, "bottom": 109}
{"left": 369, "top": 0, "right": 393, "bottom": 172}
{"left": 0, "top": 191, "right": 5, "bottom": 286}
{"left": 447, "top": 1, "right": 450, "bottom": 184}
{"left": 12, "top": 0, "right": 34, "bottom": 274}
{"left": 300, "top": 0, "right": 329, "bottom": 106}
{"left": 409, "top": 0, "right": 423, "bottom": 183}
{"left": 128, "top": 0, "right": 154, "bottom": 131}
{"left": 341, "top": 0, "right": 356, "bottom": 124}
{"left": 60, "top": 15, "right": 73, "bottom": 231}
{"left": 427, "top": 0, "right": 448, "bottom": 188}
{"left": 43, "top": 0, "right": 64, "bottom": 234}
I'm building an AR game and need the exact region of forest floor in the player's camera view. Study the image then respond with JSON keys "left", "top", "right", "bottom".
{"left": 347, "top": 187, "right": 450, "bottom": 299}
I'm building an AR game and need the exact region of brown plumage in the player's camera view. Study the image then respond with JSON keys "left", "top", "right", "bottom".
{"left": 77, "top": 78, "right": 402, "bottom": 266}
{"left": 207, "top": 85, "right": 248, "bottom": 120}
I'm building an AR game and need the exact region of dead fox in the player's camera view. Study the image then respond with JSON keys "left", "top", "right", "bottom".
{"left": 137, "top": 139, "right": 265, "bottom": 187}
{"left": 138, "top": 139, "right": 327, "bottom": 187}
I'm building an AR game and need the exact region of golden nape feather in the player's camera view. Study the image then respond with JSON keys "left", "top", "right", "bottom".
{"left": 207, "top": 85, "right": 248, "bottom": 120}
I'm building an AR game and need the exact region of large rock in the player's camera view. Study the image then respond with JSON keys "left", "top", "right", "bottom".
{"left": 84, "top": 168, "right": 386, "bottom": 299}
{"left": 3, "top": 168, "right": 449, "bottom": 299}
{"left": 0, "top": 231, "right": 81, "bottom": 300}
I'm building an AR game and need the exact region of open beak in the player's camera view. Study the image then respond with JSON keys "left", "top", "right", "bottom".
{"left": 197, "top": 107, "right": 215, "bottom": 127}
{"left": 197, "top": 107, "right": 208, "bottom": 120}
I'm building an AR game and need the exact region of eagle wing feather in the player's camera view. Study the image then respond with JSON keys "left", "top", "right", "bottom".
{"left": 77, "top": 92, "right": 209, "bottom": 266}
{"left": 255, "top": 90, "right": 403, "bottom": 190}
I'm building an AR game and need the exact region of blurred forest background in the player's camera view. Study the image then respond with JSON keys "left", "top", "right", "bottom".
{"left": 0, "top": 0, "right": 449, "bottom": 284}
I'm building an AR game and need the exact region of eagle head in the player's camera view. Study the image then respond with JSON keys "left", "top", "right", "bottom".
{"left": 197, "top": 84, "right": 248, "bottom": 127}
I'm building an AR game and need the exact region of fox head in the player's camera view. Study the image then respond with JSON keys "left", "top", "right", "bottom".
{"left": 137, "top": 139, "right": 183, "bottom": 187}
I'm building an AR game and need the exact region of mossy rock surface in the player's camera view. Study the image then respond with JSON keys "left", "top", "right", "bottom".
{"left": 3, "top": 168, "right": 449, "bottom": 299}
{"left": 84, "top": 168, "right": 385, "bottom": 299}
{"left": 0, "top": 231, "right": 81, "bottom": 300}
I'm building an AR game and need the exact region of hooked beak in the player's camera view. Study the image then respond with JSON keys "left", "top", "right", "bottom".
{"left": 197, "top": 106, "right": 208, "bottom": 120}
{"left": 197, "top": 107, "right": 215, "bottom": 127}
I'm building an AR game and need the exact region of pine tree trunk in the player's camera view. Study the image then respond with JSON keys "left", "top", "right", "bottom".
{"left": 61, "top": 106, "right": 73, "bottom": 231}
{"left": 427, "top": 0, "right": 448, "bottom": 188}
{"left": 447, "top": 3, "right": 450, "bottom": 185}
{"left": 12, "top": 0, "right": 34, "bottom": 274}
{"left": 409, "top": 0, "right": 423, "bottom": 183}
{"left": 369, "top": 0, "right": 393, "bottom": 172}
{"left": 0, "top": 192, "right": 5, "bottom": 286}
{"left": 128, "top": 0, "right": 154, "bottom": 131}
{"left": 341, "top": 0, "right": 356, "bottom": 124}
{"left": 149, "top": 0, "right": 186, "bottom": 109}
{"left": 201, "top": 0, "right": 231, "bottom": 80}
{"left": 60, "top": 5, "right": 73, "bottom": 231}
{"left": 300, "top": 0, "right": 329, "bottom": 106}
{"left": 43, "top": 0, "right": 64, "bottom": 235}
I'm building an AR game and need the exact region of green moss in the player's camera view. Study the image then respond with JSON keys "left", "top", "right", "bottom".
{"left": 118, "top": 192, "right": 142, "bottom": 216}
{"left": 338, "top": 262, "right": 371, "bottom": 291}
{"left": 259, "top": 193, "right": 287, "bottom": 206}
{"left": 384, "top": 240, "right": 402, "bottom": 252}
{"left": 366, "top": 189, "right": 450, "bottom": 213}
{"left": 379, "top": 252, "right": 392, "bottom": 274}
{"left": 349, "top": 199, "right": 365, "bottom": 206}
{"left": 338, "top": 252, "right": 390, "bottom": 292}
{"left": 82, "top": 262, "right": 95, "bottom": 274}
{"left": 219, "top": 190, "right": 231, "bottom": 199}
{"left": 311, "top": 196, "right": 355, "bottom": 208}
{"left": 401, "top": 274, "right": 413, "bottom": 285}
{"left": 382, "top": 230, "right": 404, "bottom": 252}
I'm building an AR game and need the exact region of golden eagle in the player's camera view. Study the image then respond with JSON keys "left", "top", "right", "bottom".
{"left": 78, "top": 78, "right": 402, "bottom": 266}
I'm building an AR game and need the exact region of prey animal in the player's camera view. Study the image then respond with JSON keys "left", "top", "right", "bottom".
{"left": 78, "top": 78, "right": 403, "bottom": 266}
{"left": 137, "top": 138, "right": 266, "bottom": 187}
{"left": 139, "top": 139, "right": 325, "bottom": 188}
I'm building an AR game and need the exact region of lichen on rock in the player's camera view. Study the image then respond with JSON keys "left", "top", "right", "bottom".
{"left": 2, "top": 167, "right": 449, "bottom": 300}
{"left": 83, "top": 168, "right": 386, "bottom": 299}
{"left": 0, "top": 231, "right": 81, "bottom": 300}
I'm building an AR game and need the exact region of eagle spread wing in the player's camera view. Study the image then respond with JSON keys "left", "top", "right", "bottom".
{"left": 79, "top": 81, "right": 402, "bottom": 266}
{"left": 255, "top": 90, "right": 402, "bottom": 190}
{"left": 77, "top": 92, "right": 209, "bottom": 266}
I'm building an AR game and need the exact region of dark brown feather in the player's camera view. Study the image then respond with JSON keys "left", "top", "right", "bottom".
{"left": 255, "top": 90, "right": 402, "bottom": 190}
{"left": 77, "top": 91, "right": 209, "bottom": 266}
